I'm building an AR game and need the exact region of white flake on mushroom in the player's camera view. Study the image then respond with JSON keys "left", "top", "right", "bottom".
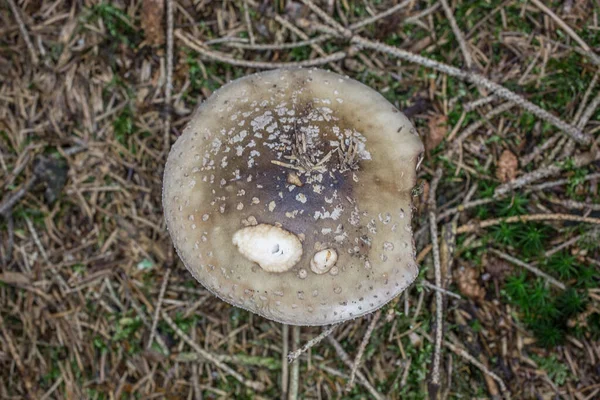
{"left": 232, "top": 224, "right": 303, "bottom": 273}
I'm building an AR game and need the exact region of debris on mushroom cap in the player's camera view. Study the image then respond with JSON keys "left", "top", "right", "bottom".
{"left": 310, "top": 249, "right": 338, "bottom": 275}
{"left": 233, "top": 224, "right": 303, "bottom": 273}
{"left": 163, "top": 68, "right": 424, "bottom": 326}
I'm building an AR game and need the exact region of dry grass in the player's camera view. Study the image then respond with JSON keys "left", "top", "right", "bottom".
{"left": 1, "top": 0, "right": 599, "bottom": 399}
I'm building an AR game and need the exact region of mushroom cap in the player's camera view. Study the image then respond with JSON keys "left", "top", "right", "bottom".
{"left": 163, "top": 68, "right": 424, "bottom": 326}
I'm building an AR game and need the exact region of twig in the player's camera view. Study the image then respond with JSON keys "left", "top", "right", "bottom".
{"left": 544, "top": 230, "right": 597, "bottom": 258}
{"left": 574, "top": 71, "right": 599, "bottom": 126}
{"left": 421, "top": 280, "right": 462, "bottom": 300}
{"left": 521, "top": 133, "right": 562, "bottom": 166}
{"left": 346, "top": 310, "right": 381, "bottom": 391}
{"left": 350, "top": 36, "right": 592, "bottom": 145}
{"left": 529, "top": 0, "right": 600, "bottom": 66}
{"left": 272, "top": 15, "right": 343, "bottom": 74}
{"left": 489, "top": 249, "right": 566, "bottom": 290}
{"left": 531, "top": 172, "right": 600, "bottom": 191}
{"left": 441, "top": 335, "right": 510, "bottom": 399}
{"left": 457, "top": 213, "right": 600, "bottom": 234}
{"left": 176, "top": 30, "right": 346, "bottom": 69}
{"left": 349, "top": 0, "right": 413, "bottom": 30}
{"left": 452, "top": 102, "right": 516, "bottom": 145}
{"left": 163, "top": 0, "right": 174, "bottom": 155}
{"left": 281, "top": 324, "right": 289, "bottom": 400}
{"left": 0, "top": 176, "right": 38, "bottom": 216}
{"left": 463, "top": 95, "right": 496, "bottom": 111}
{"left": 299, "top": 0, "right": 352, "bottom": 38}
{"left": 23, "top": 216, "right": 69, "bottom": 292}
{"left": 6, "top": 0, "right": 38, "bottom": 65}
{"left": 327, "top": 336, "right": 385, "bottom": 400}
{"left": 288, "top": 324, "right": 337, "bottom": 362}
{"left": 439, "top": 0, "right": 472, "bottom": 68}
{"left": 428, "top": 168, "right": 444, "bottom": 396}
{"left": 0, "top": 313, "right": 36, "bottom": 398}
{"left": 547, "top": 197, "right": 600, "bottom": 211}
{"left": 147, "top": 268, "right": 171, "bottom": 350}
{"left": 161, "top": 311, "right": 265, "bottom": 391}
{"left": 289, "top": 325, "right": 300, "bottom": 400}
{"left": 576, "top": 90, "right": 600, "bottom": 130}
{"left": 404, "top": 3, "right": 441, "bottom": 24}
{"left": 241, "top": 0, "right": 255, "bottom": 45}
{"left": 220, "top": 35, "right": 332, "bottom": 50}
{"left": 494, "top": 150, "right": 600, "bottom": 196}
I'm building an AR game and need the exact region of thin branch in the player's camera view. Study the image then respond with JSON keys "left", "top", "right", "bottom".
{"left": 241, "top": 0, "right": 255, "bottom": 45}
{"left": 453, "top": 102, "right": 516, "bottom": 145}
{"left": 287, "top": 324, "right": 337, "bottom": 362}
{"left": 176, "top": 30, "right": 346, "bottom": 69}
{"left": 547, "top": 197, "right": 600, "bottom": 211}
{"left": 349, "top": 0, "right": 413, "bottom": 30}
{"left": 439, "top": 0, "right": 472, "bottom": 68}
{"left": 272, "top": 15, "right": 344, "bottom": 74}
{"left": 0, "top": 313, "right": 36, "bottom": 398}
{"left": 489, "top": 249, "right": 566, "bottom": 290}
{"left": 6, "top": 0, "right": 38, "bottom": 65}
{"left": 463, "top": 95, "right": 496, "bottom": 111}
{"left": 494, "top": 150, "right": 600, "bottom": 196}
{"left": 576, "top": 90, "right": 600, "bottom": 130}
{"left": 350, "top": 36, "right": 592, "bottom": 145}
{"left": 288, "top": 325, "right": 300, "bottom": 400}
{"left": 346, "top": 310, "right": 381, "bottom": 390}
{"left": 443, "top": 336, "right": 511, "bottom": 399}
{"left": 327, "top": 336, "right": 385, "bottom": 400}
{"left": 220, "top": 35, "right": 332, "bottom": 50}
{"left": 544, "top": 230, "right": 597, "bottom": 258}
{"left": 0, "top": 176, "right": 38, "bottom": 216}
{"left": 161, "top": 311, "right": 265, "bottom": 391}
{"left": 529, "top": 0, "right": 600, "bottom": 66}
{"left": 163, "top": 0, "right": 174, "bottom": 155}
{"left": 281, "top": 324, "right": 289, "bottom": 400}
{"left": 457, "top": 213, "right": 600, "bottom": 234}
{"left": 24, "top": 216, "right": 69, "bottom": 292}
{"left": 147, "top": 268, "right": 171, "bottom": 350}
{"left": 299, "top": 0, "right": 352, "bottom": 38}
{"left": 573, "top": 71, "right": 599, "bottom": 126}
{"left": 421, "top": 280, "right": 462, "bottom": 300}
{"left": 428, "top": 168, "right": 444, "bottom": 394}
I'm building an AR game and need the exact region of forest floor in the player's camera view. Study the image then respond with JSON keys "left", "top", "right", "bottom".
{"left": 1, "top": 0, "right": 599, "bottom": 399}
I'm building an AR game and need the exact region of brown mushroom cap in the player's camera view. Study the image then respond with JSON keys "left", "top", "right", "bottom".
{"left": 163, "top": 68, "right": 424, "bottom": 326}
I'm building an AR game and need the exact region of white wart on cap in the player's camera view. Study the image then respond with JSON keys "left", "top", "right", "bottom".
{"left": 163, "top": 68, "right": 424, "bottom": 326}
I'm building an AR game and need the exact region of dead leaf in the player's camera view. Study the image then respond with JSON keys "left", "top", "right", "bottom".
{"left": 426, "top": 114, "right": 448, "bottom": 151}
{"left": 454, "top": 266, "right": 486, "bottom": 301}
{"left": 496, "top": 149, "right": 518, "bottom": 183}
{"left": 141, "top": 0, "right": 165, "bottom": 46}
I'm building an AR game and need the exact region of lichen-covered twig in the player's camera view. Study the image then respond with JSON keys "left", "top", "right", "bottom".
{"left": 346, "top": 310, "right": 381, "bottom": 390}
{"left": 349, "top": 36, "right": 592, "bottom": 145}
{"left": 287, "top": 324, "right": 337, "bottom": 362}
{"left": 428, "top": 169, "right": 444, "bottom": 397}
{"left": 163, "top": 0, "right": 174, "bottom": 154}
{"left": 176, "top": 30, "right": 346, "bottom": 69}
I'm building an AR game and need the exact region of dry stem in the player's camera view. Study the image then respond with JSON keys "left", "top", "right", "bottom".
{"left": 428, "top": 168, "right": 445, "bottom": 395}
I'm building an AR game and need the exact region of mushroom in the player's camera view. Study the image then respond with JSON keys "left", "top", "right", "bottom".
{"left": 163, "top": 68, "right": 424, "bottom": 326}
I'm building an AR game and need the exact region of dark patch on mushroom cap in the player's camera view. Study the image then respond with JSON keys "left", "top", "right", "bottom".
{"left": 163, "top": 68, "right": 424, "bottom": 326}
